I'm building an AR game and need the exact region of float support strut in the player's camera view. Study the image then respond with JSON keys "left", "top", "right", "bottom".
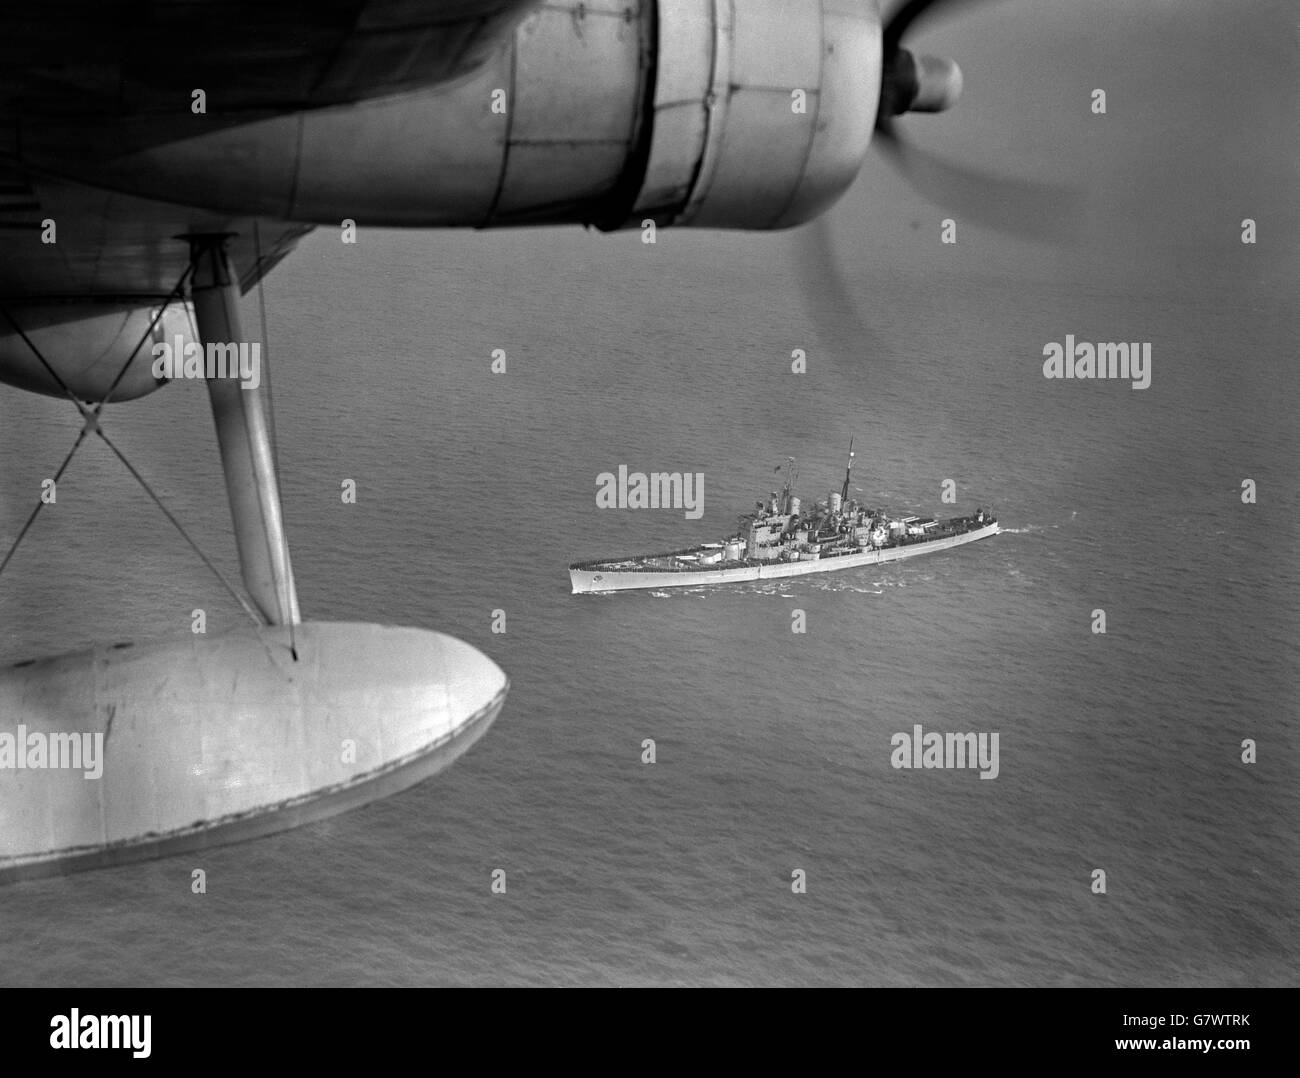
{"left": 189, "top": 236, "right": 300, "bottom": 626}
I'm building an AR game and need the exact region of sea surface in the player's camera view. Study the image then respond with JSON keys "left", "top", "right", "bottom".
{"left": 2, "top": 0, "right": 1298, "bottom": 983}
{"left": 0, "top": 219, "right": 1295, "bottom": 986}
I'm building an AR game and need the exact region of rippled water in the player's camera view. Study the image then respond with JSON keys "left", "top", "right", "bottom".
{"left": 1, "top": 218, "right": 1295, "bottom": 985}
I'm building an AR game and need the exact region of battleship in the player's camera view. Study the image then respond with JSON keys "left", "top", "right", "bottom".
{"left": 570, "top": 443, "right": 999, "bottom": 594}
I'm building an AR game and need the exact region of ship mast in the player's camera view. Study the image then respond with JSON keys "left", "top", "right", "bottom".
{"left": 840, "top": 438, "right": 855, "bottom": 504}
{"left": 780, "top": 455, "right": 798, "bottom": 513}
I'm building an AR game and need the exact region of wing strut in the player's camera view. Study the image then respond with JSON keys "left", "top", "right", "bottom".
{"left": 188, "top": 235, "right": 300, "bottom": 628}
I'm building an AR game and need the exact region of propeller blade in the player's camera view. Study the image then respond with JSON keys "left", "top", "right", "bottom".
{"left": 875, "top": 117, "right": 1084, "bottom": 244}
{"left": 794, "top": 210, "right": 879, "bottom": 357}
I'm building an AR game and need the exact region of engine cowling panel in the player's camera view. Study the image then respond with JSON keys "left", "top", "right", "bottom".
{"left": 633, "top": 0, "right": 880, "bottom": 230}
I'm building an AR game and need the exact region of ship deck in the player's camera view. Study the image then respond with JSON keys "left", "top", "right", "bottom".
{"left": 570, "top": 515, "right": 995, "bottom": 574}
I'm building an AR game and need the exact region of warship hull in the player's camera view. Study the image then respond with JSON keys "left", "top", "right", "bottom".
{"left": 571, "top": 521, "right": 1000, "bottom": 594}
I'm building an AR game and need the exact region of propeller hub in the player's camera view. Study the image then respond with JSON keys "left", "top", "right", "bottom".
{"left": 909, "top": 53, "right": 963, "bottom": 113}
{"left": 881, "top": 48, "right": 963, "bottom": 117}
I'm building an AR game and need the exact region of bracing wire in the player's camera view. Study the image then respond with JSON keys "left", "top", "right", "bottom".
{"left": 0, "top": 285, "right": 265, "bottom": 628}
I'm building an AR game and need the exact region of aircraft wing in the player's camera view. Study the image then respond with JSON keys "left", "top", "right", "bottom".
{"left": 0, "top": 171, "right": 315, "bottom": 303}
{"left": 2, "top": 1, "right": 540, "bottom": 126}
{"left": 0, "top": 0, "right": 541, "bottom": 302}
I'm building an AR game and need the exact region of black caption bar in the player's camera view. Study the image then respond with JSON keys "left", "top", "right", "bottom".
{"left": 2, "top": 988, "right": 1288, "bottom": 1067}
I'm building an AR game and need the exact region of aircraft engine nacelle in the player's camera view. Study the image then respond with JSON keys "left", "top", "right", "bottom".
{"left": 25, "top": 0, "right": 880, "bottom": 235}
{"left": 627, "top": 0, "right": 881, "bottom": 231}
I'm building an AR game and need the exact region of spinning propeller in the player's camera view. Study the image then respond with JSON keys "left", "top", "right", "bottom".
{"left": 800, "top": 0, "right": 1084, "bottom": 347}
